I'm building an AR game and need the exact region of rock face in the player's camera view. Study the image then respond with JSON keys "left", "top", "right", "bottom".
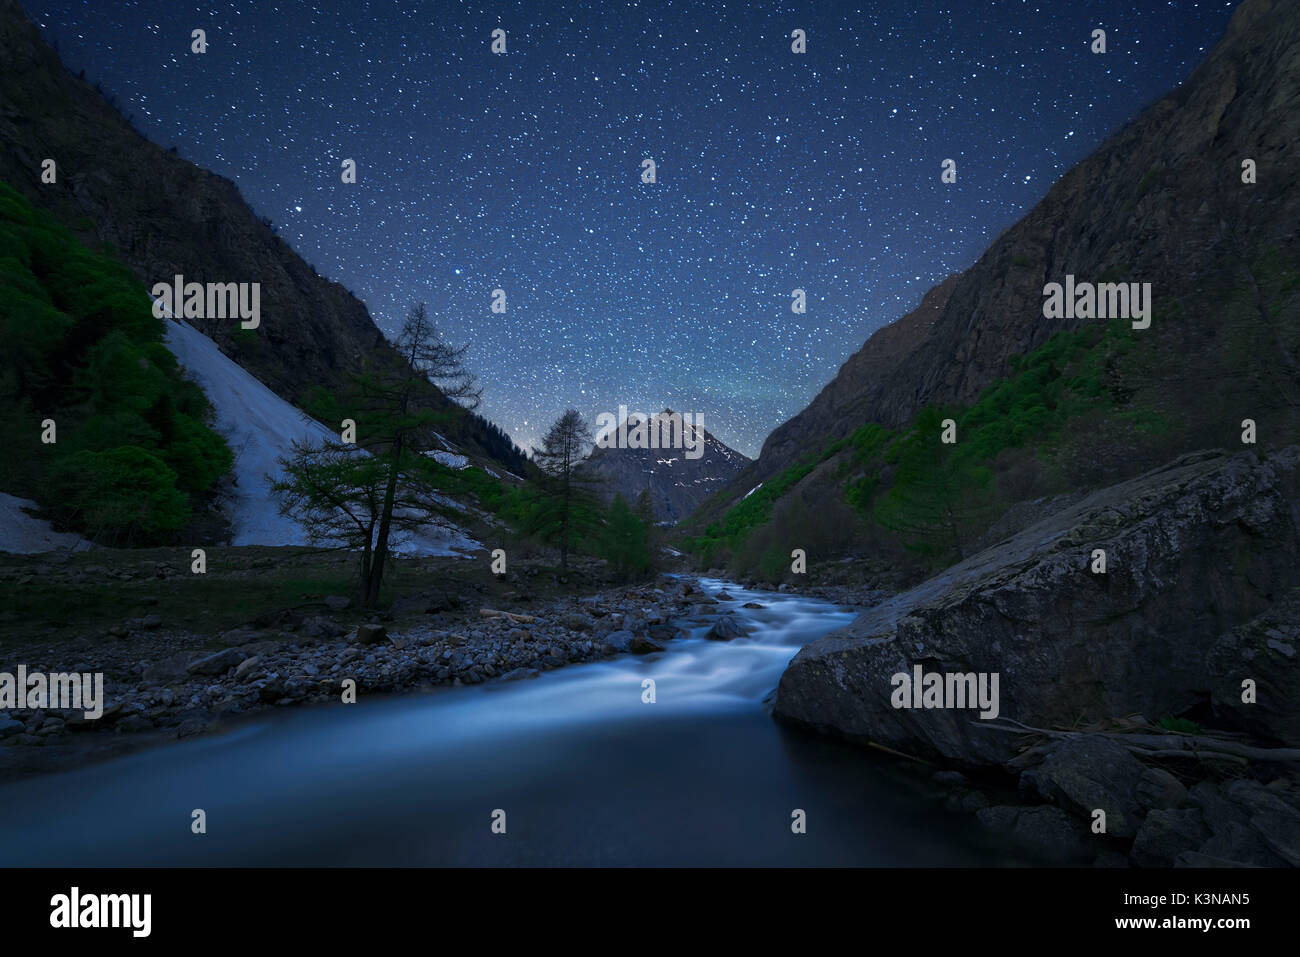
{"left": 578, "top": 411, "right": 750, "bottom": 523}
{"left": 1209, "top": 586, "right": 1300, "bottom": 744}
{"left": 709, "top": 0, "right": 1300, "bottom": 512}
{"left": 773, "top": 447, "right": 1300, "bottom": 765}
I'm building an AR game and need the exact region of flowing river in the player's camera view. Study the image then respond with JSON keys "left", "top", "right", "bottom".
{"left": 0, "top": 578, "right": 1026, "bottom": 865}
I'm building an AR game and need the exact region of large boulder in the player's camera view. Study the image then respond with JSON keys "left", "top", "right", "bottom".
{"left": 774, "top": 448, "right": 1300, "bottom": 765}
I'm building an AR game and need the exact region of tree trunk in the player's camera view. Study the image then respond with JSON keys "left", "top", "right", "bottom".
{"left": 365, "top": 439, "right": 402, "bottom": 607}
{"left": 359, "top": 530, "right": 373, "bottom": 601}
{"left": 559, "top": 470, "right": 570, "bottom": 571}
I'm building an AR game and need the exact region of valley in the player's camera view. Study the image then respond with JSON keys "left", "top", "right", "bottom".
{"left": 0, "top": 0, "right": 1297, "bottom": 875}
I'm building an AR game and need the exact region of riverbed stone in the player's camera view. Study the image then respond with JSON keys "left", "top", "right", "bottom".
{"left": 1131, "top": 808, "right": 1209, "bottom": 867}
{"left": 603, "top": 630, "right": 635, "bottom": 653}
{"left": 1020, "top": 735, "right": 1147, "bottom": 838}
{"left": 705, "top": 613, "right": 748, "bottom": 641}
{"left": 1136, "top": 767, "right": 1189, "bottom": 811}
{"left": 562, "top": 611, "right": 591, "bottom": 631}
{"left": 301, "top": 616, "right": 346, "bottom": 639}
{"left": 116, "top": 714, "right": 153, "bottom": 733}
{"left": 186, "top": 648, "right": 245, "bottom": 677}
{"left": 233, "top": 655, "right": 263, "bottom": 680}
{"left": 356, "top": 623, "right": 387, "bottom": 645}
{"left": 976, "top": 805, "right": 1088, "bottom": 861}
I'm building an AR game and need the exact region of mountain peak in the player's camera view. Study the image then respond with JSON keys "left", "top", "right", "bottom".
{"left": 581, "top": 416, "right": 750, "bottom": 523}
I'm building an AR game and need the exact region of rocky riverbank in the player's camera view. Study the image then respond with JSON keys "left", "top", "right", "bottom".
{"left": 774, "top": 447, "right": 1300, "bottom": 867}
{"left": 0, "top": 574, "right": 733, "bottom": 781}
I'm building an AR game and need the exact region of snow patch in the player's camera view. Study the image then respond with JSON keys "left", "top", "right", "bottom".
{"left": 162, "top": 318, "right": 479, "bottom": 557}
{"left": 0, "top": 494, "right": 89, "bottom": 554}
{"left": 428, "top": 450, "right": 469, "bottom": 470}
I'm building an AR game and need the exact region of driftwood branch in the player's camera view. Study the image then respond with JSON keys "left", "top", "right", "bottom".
{"left": 1123, "top": 747, "right": 1248, "bottom": 767}
{"left": 974, "top": 719, "right": 1300, "bottom": 764}
{"left": 867, "top": 741, "right": 932, "bottom": 764}
{"left": 479, "top": 608, "right": 535, "bottom": 624}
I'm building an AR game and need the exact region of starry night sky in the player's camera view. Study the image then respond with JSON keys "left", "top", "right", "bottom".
{"left": 26, "top": 0, "right": 1237, "bottom": 458}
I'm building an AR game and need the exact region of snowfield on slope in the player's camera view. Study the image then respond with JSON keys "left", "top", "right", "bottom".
{"left": 163, "top": 317, "right": 481, "bottom": 557}
{"left": 0, "top": 493, "right": 88, "bottom": 554}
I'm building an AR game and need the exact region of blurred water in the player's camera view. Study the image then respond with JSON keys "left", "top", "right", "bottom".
{"left": 0, "top": 579, "right": 1020, "bottom": 865}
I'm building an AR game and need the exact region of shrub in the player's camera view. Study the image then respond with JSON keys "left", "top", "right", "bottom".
{"left": 47, "top": 446, "right": 190, "bottom": 544}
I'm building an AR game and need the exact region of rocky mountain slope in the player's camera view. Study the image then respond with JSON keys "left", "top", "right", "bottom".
{"left": 578, "top": 411, "right": 750, "bottom": 523}
{"left": 700, "top": 0, "right": 1299, "bottom": 529}
{"left": 0, "top": 0, "right": 524, "bottom": 475}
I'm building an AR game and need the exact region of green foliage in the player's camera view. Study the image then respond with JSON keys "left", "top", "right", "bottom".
{"left": 860, "top": 323, "right": 1141, "bottom": 563}
{"left": 523, "top": 409, "right": 602, "bottom": 570}
{"left": 842, "top": 423, "right": 893, "bottom": 508}
{"left": 684, "top": 422, "right": 895, "bottom": 566}
{"left": 503, "top": 476, "right": 604, "bottom": 559}
{"left": 633, "top": 489, "right": 661, "bottom": 572}
{"left": 1157, "top": 716, "right": 1203, "bottom": 736}
{"left": 0, "top": 179, "right": 232, "bottom": 542}
{"left": 683, "top": 316, "right": 1151, "bottom": 573}
{"left": 682, "top": 455, "right": 816, "bottom": 563}
{"left": 436, "top": 461, "right": 509, "bottom": 514}
{"left": 46, "top": 447, "right": 190, "bottom": 544}
{"left": 602, "top": 493, "right": 650, "bottom": 579}
{"left": 873, "top": 409, "right": 967, "bottom": 559}
{"left": 272, "top": 301, "right": 488, "bottom": 604}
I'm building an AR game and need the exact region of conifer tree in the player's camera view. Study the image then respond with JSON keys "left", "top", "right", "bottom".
{"left": 530, "top": 409, "right": 601, "bottom": 571}
{"left": 274, "top": 302, "right": 480, "bottom": 606}
{"left": 603, "top": 492, "right": 650, "bottom": 579}
{"left": 874, "top": 406, "right": 995, "bottom": 563}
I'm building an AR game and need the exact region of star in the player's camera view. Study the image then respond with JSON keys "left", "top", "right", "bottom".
{"left": 25, "top": 0, "right": 1238, "bottom": 457}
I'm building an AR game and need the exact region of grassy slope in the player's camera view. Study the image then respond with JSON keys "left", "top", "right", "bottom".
{"left": 680, "top": 247, "right": 1300, "bottom": 580}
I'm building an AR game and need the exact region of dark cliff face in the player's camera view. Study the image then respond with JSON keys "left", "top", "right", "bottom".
{"left": 0, "top": 0, "right": 527, "bottom": 473}
{"left": 578, "top": 412, "right": 750, "bottom": 523}
{"left": 720, "top": 0, "right": 1299, "bottom": 504}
